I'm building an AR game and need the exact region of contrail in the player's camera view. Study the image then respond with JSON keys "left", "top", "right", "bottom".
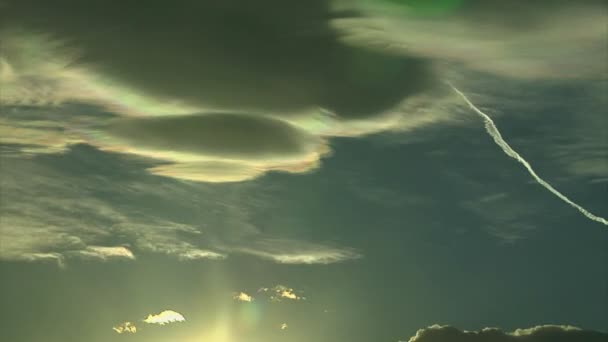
{"left": 446, "top": 81, "right": 607, "bottom": 226}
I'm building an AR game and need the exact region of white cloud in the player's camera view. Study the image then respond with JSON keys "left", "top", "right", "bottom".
{"left": 235, "top": 238, "right": 361, "bottom": 265}
{"left": 177, "top": 249, "right": 226, "bottom": 261}
{"left": 233, "top": 292, "right": 254, "bottom": 302}
{"left": 142, "top": 310, "right": 186, "bottom": 326}
{"left": 112, "top": 322, "right": 137, "bottom": 334}
{"left": 75, "top": 246, "right": 135, "bottom": 260}
{"left": 259, "top": 285, "right": 304, "bottom": 302}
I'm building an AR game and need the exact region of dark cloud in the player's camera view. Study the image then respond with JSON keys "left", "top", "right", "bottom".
{"left": 105, "top": 113, "right": 322, "bottom": 160}
{"left": 2, "top": 0, "right": 435, "bottom": 119}
{"left": 407, "top": 325, "right": 608, "bottom": 342}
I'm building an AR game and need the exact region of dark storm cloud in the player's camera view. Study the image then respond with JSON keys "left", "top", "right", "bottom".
{"left": 407, "top": 325, "right": 608, "bottom": 342}
{"left": 105, "top": 113, "right": 322, "bottom": 160}
{"left": 2, "top": 0, "right": 435, "bottom": 119}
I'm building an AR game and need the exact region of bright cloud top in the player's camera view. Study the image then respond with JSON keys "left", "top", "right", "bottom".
{"left": 77, "top": 246, "right": 135, "bottom": 260}
{"left": 259, "top": 285, "right": 305, "bottom": 302}
{"left": 142, "top": 310, "right": 186, "bottom": 326}
{"left": 233, "top": 292, "right": 254, "bottom": 302}
{"left": 406, "top": 324, "right": 608, "bottom": 342}
{"left": 112, "top": 322, "right": 137, "bottom": 334}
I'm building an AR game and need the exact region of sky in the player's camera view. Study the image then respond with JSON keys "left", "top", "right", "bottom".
{"left": 0, "top": 1, "right": 607, "bottom": 341}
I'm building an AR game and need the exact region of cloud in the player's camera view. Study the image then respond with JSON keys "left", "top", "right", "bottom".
{"left": 112, "top": 322, "right": 137, "bottom": 334}
{"left": 336, "top": 0, "right": 607, "bottom": 79}
{"left": 105, "top": 114, "right": 324, "bottom": 161}
{"left": 406, "top": 324, "right": 608, "bottom": 342}
{"left": 99, "top": 113, "right": 330, "bottom": 182}
{"left": 280, "top": 323, "right": 289, "bottom": 330}
{"left": 233, "top": 292, "right": 254, "bottom": 302}
{"left": 113, "top": 310, "right": 184, "bottom": 333}
{"left": 0, "top": 0, "right": 467, "bottom": 183}
{"left": 1, "top": 0, "right": 605, "bottom": 187}
{"left": 235, "top": 238, "right": 362, "bottom": 264}
{"left": 74, "top": 246, "right": 135, "bottom": 260}
{"left": 177, "top": 249, "right": 226, "bottom": 261}
{"left": 2, "top": 0, "right": 435, "bottom": 118}
{"left": 259, "top": 285, "right": 305, "bottom": 302}
{"left": 0, "top": 144, "right": 358, "bottom": 265}
{"left": 142, "top": 310, "right": 186, "bottom": 326}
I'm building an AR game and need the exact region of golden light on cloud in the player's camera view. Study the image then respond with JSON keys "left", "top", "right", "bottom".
{"left": 79, "top": 246, "right": 135, "bottom": 260}
{"left": 233, "top": 292, "right": 254, "bottom": 302}
{"left": 259, "top": 285, "right": 304, "bottom": 302}
{"left": 143, "top": 310, "right": 186, "bottom": 325}
{"left": 112, "top": 321, "right": 137, "bottom": 334}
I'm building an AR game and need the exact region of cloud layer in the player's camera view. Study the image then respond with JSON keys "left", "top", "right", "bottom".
{"left": 338, "top": 0, "right": 607, "bottom": 79}
{"left": 1, "top": 1, "right": 605, "bottom": 265}
{"left": 0, "top": 144, "right": 359, "bottom": 264}
{"left": 407, "top": 325, "right": 608, "bottom": 342}
{"left": 2, "top": 0, "right": 436, "bottom": 117}
{"left": 0, "top": 0, "right": 459, "bottom": 183}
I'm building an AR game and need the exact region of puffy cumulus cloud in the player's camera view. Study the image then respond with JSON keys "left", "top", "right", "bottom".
{"left": 406, "top": 324, "right": 608, "bottom": 342}
{"left": 233, "top": 292, "right": 254, "bottom": 302}
{"left": 113, "top": 310, "right": 184, "bottom": 333}
{"left": 112, "top": 322, "right": 137, "bottom": 334}
{"left": 336, "top": 0, "right": 608, "bottom": 79}
{"left": 259, "top": 285, "right": 305, "bottom": 302}
{"left": 143, "top": 310, "right": 186, "bottom": 326}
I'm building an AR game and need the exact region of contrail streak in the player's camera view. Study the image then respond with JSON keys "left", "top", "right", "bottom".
{"left": 447, "top": 82, "right": 607, "bottom": 226}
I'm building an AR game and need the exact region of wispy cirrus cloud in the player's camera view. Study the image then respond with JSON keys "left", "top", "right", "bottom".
{"left": 234, "top": 238, "right": 362, "bottom": 265}
{"left": 0, "top": 144, "right": 359, "bottom": 265}
{"left": 337, "top": 0, "right": 607, "bottom": 79}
